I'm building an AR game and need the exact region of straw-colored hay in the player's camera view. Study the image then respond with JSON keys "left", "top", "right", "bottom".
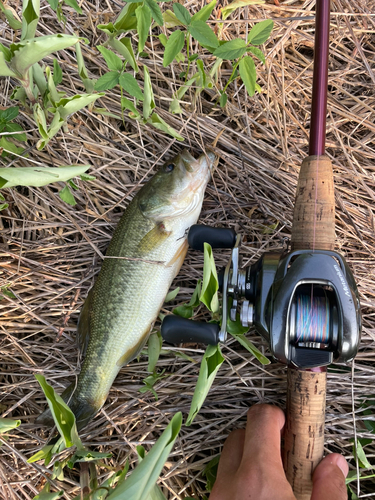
{"left": 1, "top": 0, "right": 375, "bottom": 498}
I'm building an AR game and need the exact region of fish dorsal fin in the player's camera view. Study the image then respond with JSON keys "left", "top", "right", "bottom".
{"left": 77, "top": 287, "right": 93, "bottom": 357}
{"left": 137, "top": 222, "right": 171, "bottom": 255}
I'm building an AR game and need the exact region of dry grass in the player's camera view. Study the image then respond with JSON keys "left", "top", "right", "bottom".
{"left": 1, "top": 0, "right": 375, "bottom": 498}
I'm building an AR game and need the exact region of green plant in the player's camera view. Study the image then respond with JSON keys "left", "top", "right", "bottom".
{"left": 28, "top": 375, "right": 182, "bottom": 500}
{"left": 0, "top": 106, "right": 26, "bottom": 158}
{"left": 0, "top": 164, "right": 94, "bottom": 210}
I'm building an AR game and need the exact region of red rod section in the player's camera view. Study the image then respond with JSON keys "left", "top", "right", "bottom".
{"left": 309, "top": 0, "right": 331, "bottom": 156}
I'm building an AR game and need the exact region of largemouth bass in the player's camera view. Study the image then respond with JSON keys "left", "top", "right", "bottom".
{"left": 37, "top": 150, "right": 214, "bottom": 430}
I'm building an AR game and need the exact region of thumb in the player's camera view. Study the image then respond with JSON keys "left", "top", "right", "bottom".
{"left": 311, "top": 453, "right": 348, "bottom": 500}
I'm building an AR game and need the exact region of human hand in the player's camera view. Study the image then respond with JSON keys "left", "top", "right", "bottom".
{"left": 210, "top": 404, "right": 348, "bottom": 500}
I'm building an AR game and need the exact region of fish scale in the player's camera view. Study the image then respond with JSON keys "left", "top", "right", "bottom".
{"left": 37, "top": 150, "right": 215, "bottom": 430}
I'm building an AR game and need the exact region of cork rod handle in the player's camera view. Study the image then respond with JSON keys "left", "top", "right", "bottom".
{"left": 283, "top": 155, "right": 335, "bottom": 500}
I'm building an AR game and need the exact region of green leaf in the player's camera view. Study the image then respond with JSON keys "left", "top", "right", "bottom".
{"left": 239, "top": 55, "right": 256, "bottom": 96}
{"left": 230, "top": 332, "right": 270, "bottom": 365}
{"left": 0, "top": 52, "right": 16, "bottom": 77}
{"left": 199, "top": 242, "right": 219, "bottom": 313}
{"left": 0, "top": 2, "right": 22, "bottom": 30}
{"left": 248, "top": 46, "right": 265, "bottom": 64}
{"left": 121, "top": 97, "right": 140, "bottom": 117}
{"left": 173, "top": 3, "right": 191, "bottom": 26}
{"left": 5, "top": 123, "right": 27, "bottom": 141}
{"left": 189, "top": 280, "right": 202, "bottom": 307}
{"left": 0, "top": 136, "right": 25, "bottom": 156}
{"left": 219, "top": 92, "right": 227, "bottom": 107}
{"left": 21, "top": 0, "right": 40, "bottom": 41}
{"left": 173, "top": 305, "right": 193, "bottom": 319}
{"left": 147, "top": 113, "right": 184, "bottom": 141}
{"left": 64, "top": 0, "right": 83, "bottom": 14}
{"left": 188, "top": 20, "right": 219, "bottom": 48}
{"left": 54, "top": 93, "right": 104, "bottom": 121}
{"left": 112, "top": 2, "right": 140, "bottom": 32}
{"left": 0, "top": 164, "right": 90, "bottom": 188}
{"left": 45, "top": 66, "right": 60, "bottom": 105}
{"left": 353, "top": 439, "right": 373, "bottom": 469}
{"left": 75, "top": 42, "right": 95, "bottom": 93}
{"left": 52, "top": 58, "right": 63, "bottom": 84}
{"left": 67, "top": 449, "right": 112, "bottom": 468}
{"left": 97, "top": 45, "right": 123, "bottom": 72}
{"left": 32, "top": 489, "right": 64, "bottom": 500}
{"left": 0, "top": 43, "right": 12, "bottom": 62}
{"left": 1, "top": 287, "right": 16, "bottom": 299}
{"left": 147, "top": 331, "right": 163, "bottom": 373}
{"left": 34, "top": 374, "right": 83, "bottom": 449}
{"left": 203, "top": 455, "right": 220, "bottom": 491}
{"left": 0, "top": 417, "right": 20, "bottom": 434}
{"left": 136, "top": 4, "right": 152, "bottom": 53}
{"left": 80, "top": 173, "right": 96, "bottom": 181}
{"left": 0, "top": 203, "right": 8, "bottom": 210}
{"left": 162, "top": 9, "right": 181, "bottom": 28}
{"left": 0, "top": 106, "right": 19, "bottom": 122}
{"left": 346, "top": 470, "right": 375, "bottom": 485}
{"left": 46, "top": 0, "right": 59, "bottom": 9}
{"left": 191, "top": 0, "right": 216, "bottom": 22}
{"left": 106, "top": 413, "right": 181, "bottom": 500}
{"left": 10, "top": 34, "right": 81, "bottom": 78}
{"left": 27, "top": 444, "right": 54, "bottom": 464}
{"left": 165, "top": 287, "right": 180, "bottom": 302}
{"left": 59, "top": 185, "right": 76, "bottom": 206}
{"left": 213, "top": 38, "right": 247, "bottom": 60}
{"left": 111, "top": 37, "right": 138, "bottom": 72}
{"left": 119, "top": 73, "right": 144, "bottom": 100}
{"left": 143, "top": 66, "right": 155, "bottom": 119}
{"left": 145, "top": 0, "right": 163, "bottom": 26}
{"left": 248, "top": 19, "right": 274, "bottom": 45}
{"left": 163, "top": 30, "right": 185, "bottom": 67}
{"left": 169, "top": 98, "right": 182, "bottom": 115}
{"left": 186, "top": 345, "right": 224, "bottom": 425}
{"left": 221, "top": 0, "right": 264, "bottom": 21}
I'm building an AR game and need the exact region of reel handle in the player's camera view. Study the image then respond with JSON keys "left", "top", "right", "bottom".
{"left": 188, "top": 225, "right": 236, "bottom": 251}
{"left": 161, "top": 315, "right": 220, "bottom": 345}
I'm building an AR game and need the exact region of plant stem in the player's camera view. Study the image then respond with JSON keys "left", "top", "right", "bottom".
{"left": 185, "top": 33, "right": 190, "bottom": 83}
{"left": 222, "top": 59, "right": 240, "bottom": 94}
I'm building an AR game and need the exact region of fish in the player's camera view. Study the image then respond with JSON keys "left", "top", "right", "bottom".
{"left": 37, "top": 149, "right": 215, "bottom": 430}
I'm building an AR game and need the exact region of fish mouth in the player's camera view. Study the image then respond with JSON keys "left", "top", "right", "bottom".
{"left": 180, "top": 149, "right": 216, "bottom": 174}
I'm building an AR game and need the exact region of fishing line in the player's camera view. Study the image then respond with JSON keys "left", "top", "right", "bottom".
{"left": 295, "top": 289, "right": 330, "bottom": 344}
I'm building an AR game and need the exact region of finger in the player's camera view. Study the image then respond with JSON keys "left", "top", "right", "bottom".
{"left": 210, "top": 429, "right": 245, "bottom": 499}
{"left": 311, "top": 453, "right": 348, "bottom": 500}
{"left": 216, "top": 429, "right": 245, "bottom": 479}
{"left": 241, "top": 404, "right": 285, "bottom": 469}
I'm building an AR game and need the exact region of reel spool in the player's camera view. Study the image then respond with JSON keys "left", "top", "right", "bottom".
{"left": 161, "top": 225, "right": 361, "bottom": 369}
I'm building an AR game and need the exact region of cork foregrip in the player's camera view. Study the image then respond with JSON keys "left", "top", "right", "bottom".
{"left": 291, "top": 155, "right": 335, "bottom": 252}
{"left": 284, "top": 155, "right": 335, "bottom": 499}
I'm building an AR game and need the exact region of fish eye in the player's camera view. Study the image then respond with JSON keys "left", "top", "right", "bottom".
{"left": 164, "top": 163, "right": 174, "bottom": 173}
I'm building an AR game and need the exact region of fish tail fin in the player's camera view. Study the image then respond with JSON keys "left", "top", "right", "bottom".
{"left": 36, "top": 383, "right": 100, "bottom": 431}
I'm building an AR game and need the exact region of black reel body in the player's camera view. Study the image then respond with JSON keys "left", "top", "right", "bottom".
{"left": 161, "top": 225, "right": 361, "bottom": 369}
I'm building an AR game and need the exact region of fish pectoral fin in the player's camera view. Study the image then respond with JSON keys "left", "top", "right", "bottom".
{"left": 137, "top": 222, "right": 171, "bottom": 255}
{"left": 77, "top": 287, "right": 93, "bottom": 357}
{"left": 116, "top": 327, "right": 152, "bottom": 367}
{"left": 165, "top": 239, "right": 188, "bottom": 268}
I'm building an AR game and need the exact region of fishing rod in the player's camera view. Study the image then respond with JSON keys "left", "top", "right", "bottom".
{"left": 161, "top": 0, "right": 361, "bottom": 497}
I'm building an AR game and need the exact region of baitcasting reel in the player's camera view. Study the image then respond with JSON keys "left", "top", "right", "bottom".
{"left": 161, "top": 225, "right": 361, "bottom": 369}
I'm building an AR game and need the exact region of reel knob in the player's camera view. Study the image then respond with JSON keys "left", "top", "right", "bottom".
{"left": 188, "top": 225, "right": 236, "bottom": 251}
{"left": 161, "top": 315, "right": 220, "bottom": 345}
{"left": 240, "top": 300, "right": 254, "bottom": 327}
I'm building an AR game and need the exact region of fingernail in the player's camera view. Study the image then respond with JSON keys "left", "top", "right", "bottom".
{"left": 331, "top": 454, "right": 349, "bottom": 478}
